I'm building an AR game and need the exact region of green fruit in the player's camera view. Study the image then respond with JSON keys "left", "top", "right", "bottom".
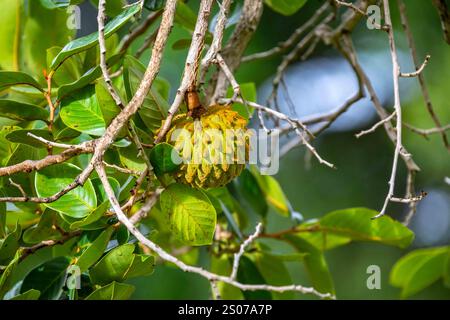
{"left": 163, "top": 105, "right": 249, "bottom": 189}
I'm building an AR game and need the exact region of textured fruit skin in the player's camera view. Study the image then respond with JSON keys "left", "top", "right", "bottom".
{"left": 164, "top": 105, "right": 249, "bottom": 189}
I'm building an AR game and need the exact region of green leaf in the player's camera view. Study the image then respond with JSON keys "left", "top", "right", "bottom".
{"left": 123, "top": 55, "right": 169, "bottom": 133}
{"left": 0, "top": 126, "right": 19, "bottom": 166}
{"left": 264, "top": 0, "right": 308, "bottom": 16}
{"left": 160, "top": 184, "right": 217, "bottom": 246}
{"left": 318, "top": 208, "right": 414, "bottom": 248}
{"left": 0, "top": 71, "right": 43, "bottom": 92}
{"left": 39, "top": 0, "right": 71, "bottom": 9}
{"left": 0, "top": 0, "right": 22, "bottom": 71}
{"left": 0, "top": 100, "right": 49, "bottom": 122}
{"left": 20, "top": 256, "right": 71, "bottom": 300}
{"left": 50, "top": 3, "right": 140, "bottom": 70}
{"left": 6, "top": 129, "right": 53, "bottom": 149}
{"left": 0, "top": 224, "right": 21, "bottom": 265}
{"left": 76, "top": 227, "right": 114, "bottom": 272}
{"left": 210, "top": 255, "right": 244, "bottom": 299}
{"left": 390, "top": 246, "right": 450, "bottom": 298}
{"left": 90, "top": 243, "right": 154, "bottom": 285}
{"left": 60, "top": 85, "right": 106, "bottom": 136}
{"left": 174, "top": 1, "right": 197, "bottom": 31}
{"left": 230, "top": 169, "right": 268, "bottom": 217}
{"left": 226, "top": 82, "right": 256, "bottom": 120}
{"left": 172, "top": 38, "right": 192, "bottom": 50}
{"left": 90, "top": 0, "right": 128, "bottom": 17}
{"left": 284, "top": 234, "right": 335, "bottom": 296}
{"left": 0, "top": 202, "right": 6, "bottom": 238}
{"left": 144, "top": 0, "right": 165, "bottom": 11}
{"left": 249, "top": 166, "right": 290, "bottom": 216}
{"left": 22, "top": 210, "right": 63, "bottom": 244}
{"left": 124, "top": 254, "right": 155, "bottom": 279}
{"left": 249, "top": 251, "right": 294, "bottom": 299}
{"left": 89, "top": 244, "right": 134, "bottom": 285}
{"left": 10, "top": 237, "right": 78, "bottom": 286}
{"left": 95, "top": 80, "right": 122, "bottom": 127}
{"left": 57, "top": 54, "right": 122, "bottom": 100}
{"left": 237, "top": 256, "right": 272, "bottom": 300}
{"left": 85, "top": 281, "right": 135, "bottom": 300}
{"left": 23, "top": 1, "right": 75, "bottom": 77}
{"left": 47, "top": 46, "right": 83, "bottom": 86}
{"left": 35, "top": 163, "right": 97, "bottom": 218}
{"left": 69, "top": 201, "right": 110, "bottom": 230}
{"left": 150, "top": 143, "right": 182, "bottom": 175}
{"left": 9, "top": 289, "right": 41, "bottom": 300}
{"left": 0, "top": 252, "right": 20, "bottom": 299}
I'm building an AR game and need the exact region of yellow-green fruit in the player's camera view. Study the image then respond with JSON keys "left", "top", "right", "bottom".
{"left": 164, "top": 105, "right": 249, "bottom": 189}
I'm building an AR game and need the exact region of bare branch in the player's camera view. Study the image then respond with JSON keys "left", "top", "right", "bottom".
{"left": 399, "top": 55, "right": 430, "bottom": 78}
{"left": 154, "top": 0, "right": 214, "bottom": 144}
{"left": 210, "top": 0, "right": 264, "bottom": 102}
{"left": 230, "top": 223, "right": 262, "bottom": 280}
{"left": 27, "top": 132, "right": 78, "bottom": 149}
{"left": 398, "top": 0, "right": 449, "bottom": 150}
{"left": 356, "top": 111, "right": 396, "bottom": 138}
{"left": 242, "top": 2, "right": 330, "bottom": 62}
{"left": 373, "top": 0, "right": 405, "bottom": 219}
{"left": 129, "top": 188, "right": 163, "bottom": 225}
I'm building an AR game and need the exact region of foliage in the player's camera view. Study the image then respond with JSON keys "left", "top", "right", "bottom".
{"left": 0, "top": 0, "right": 448, "bottom": 301}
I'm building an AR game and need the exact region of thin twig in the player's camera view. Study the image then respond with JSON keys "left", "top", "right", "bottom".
{"left": 230, "top": 223, "right": 262, "bottom": 280}
{"left": 356, "top": 111, "right": 396, "bottom": 138}
{"left": 373, "top": 0, "right": 404, "bottom": 219}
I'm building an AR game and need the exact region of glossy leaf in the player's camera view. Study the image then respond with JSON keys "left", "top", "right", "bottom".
{"left": 85, "top": 281, "right": 135, "bottom": 300}
{"left": 250, "top": 166, "right": 290, "bottom": 216}
{"left": 22, "top": 210, "right": 63, "bottom": 244}
{"left": 9, "top": 289, "right": 41, "bottom": 300}
{"left": 20, "top": 257, "right": 70, "bottom": 300}
{"left": 144, "top": 0, "right": 165, "bottom": 11}
{"left": 35, "top": 163, "right": 97, "bottom": 218}
{"left": 123, "top": 55, "right": 169, "bottom": 133}
{"left": 226, "top": 82, "right": 256, "bottom": 120}
{"left": 284, "top": 234, "right": 335, "bottom": 296}
{"left": 249, "top": 252, "right": 294, "bottom": 299}
{"left": 210, "top": 255, "right": 244, "bottom": 299}
{"left": 0, "top": 224, "right": 21, "bottom": 265}
{"left": 230, "top": 169, "right": 268, "bottom": 217}
{"left": 90, "top": 244, "right": 154, "bottom": 285}
{"left": 149, "top": 143, "right": 182, "bottom": 175}
{"left": 237, "top": 256, "right": 272, "bottom": 300}
{"left": 76, "top": 227, "right": 114, "bottom": 272}
{"left": 6, "top": 129, "right": 54, "bottom": 149}
{"left": 69, "top": 201, "right": 110, "bottom": 230}
{"left": 0, "top": 252, "right": 20, "bottom": 299}
{"left": 160, "top": 184, "right": 217, "bottom": 246}
{"left": 50, "top": 3, "right": 140, "bottom": 70}
{"left": 264, "top": 0, "right": 308, "bottom": 16}
{"left": 0, "top": 71, "right": 43, "bottom": 92}
{"left": 0, "top": 100, "right": 49, "bottom": 122}
{"left": 60, "top": 85, "right": 105, "bottom": 136}
{"left": 390, "top": 246, "right": 450, "bottom": 298}
{"left": 318, "top": 208, "right": 414, "bottom": 249}
{"left": 23, "top": 1, "right": 75, "bottom": 77}
{"left": 0, "top": 202, "right": 6, "bottom": 238}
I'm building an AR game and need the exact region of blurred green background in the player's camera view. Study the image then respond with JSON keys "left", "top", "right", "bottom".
{"left": 57, "top": 0, "right": 450, "bottom": 299}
